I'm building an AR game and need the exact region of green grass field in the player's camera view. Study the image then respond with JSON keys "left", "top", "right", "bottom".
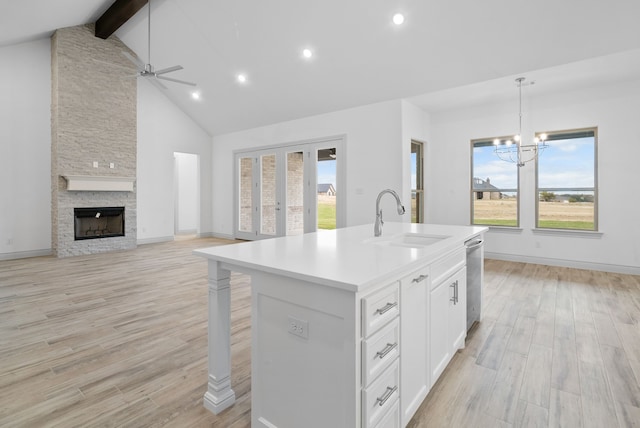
{"left": 537, "top": 220, "right": 595, "bottom": 230}
{"left": 474, "top": 219, "right": 595, "bottom": 229}
{"left": 474, "top": 200, "right": 595, "bottom": 231}
{"left": 474, "top": 219, "right": 518, "bottom": 227}
{"left": 317, "top": 203, "right": 336, "bottom": 229}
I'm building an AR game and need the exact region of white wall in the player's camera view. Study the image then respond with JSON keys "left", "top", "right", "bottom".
{"left": 428, "top": 78, "right": 640, "bottom": 273}
{"left": 0, "top": 39, "right": 51, "bottom": 258}
{"left": 137, "top": 79, "right": 212, "bottom": 243}
{"left": 400, "top": 100, "right": 429, "bottom": 216}
{"left": 212, "top": 100, "right": 409, "bottom": 237}
{"left": 0, "top": 39, "right": 213, "bottom": 257}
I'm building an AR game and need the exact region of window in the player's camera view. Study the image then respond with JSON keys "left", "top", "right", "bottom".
{"left": 411, "top": 141, "right": 424, "bottom": 223}
{"left": 471, "top": 138, "right": 519, "bottom": 226}
{"left": 536, "top": 128, "right": 597, "bottom": 230}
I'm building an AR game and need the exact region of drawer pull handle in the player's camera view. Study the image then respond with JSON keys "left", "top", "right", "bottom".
{"left": 375, "top": 302, "right": 398, "bottom": 315}
{"left": 376, "top": 342, "right": 398, "bottom": 359}
{"left": 411, "top": 274, "right": 428, "bottom": 283}
{"left": 449, "top": 280, "right": 459, "bottom": 304}
{"left": 376, "top": 385, "right": 398, "bottom": 407}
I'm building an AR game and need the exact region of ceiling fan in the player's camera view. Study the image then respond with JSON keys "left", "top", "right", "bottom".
{"left": 123, "top": 0, "right": 196, "bottom": 89}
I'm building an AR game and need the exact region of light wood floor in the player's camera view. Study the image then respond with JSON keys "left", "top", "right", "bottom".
{"left": 2, "top": 239, "right": 640, "bottom": 427}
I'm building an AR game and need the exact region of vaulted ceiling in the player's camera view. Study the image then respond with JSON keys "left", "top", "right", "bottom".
{"left": 2, "top": 0, "right": 640, "bottom": 136}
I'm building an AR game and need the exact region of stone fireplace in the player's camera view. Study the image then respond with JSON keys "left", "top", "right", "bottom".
{"left": 51, "top": 24, "right": 137, "bottom": 257}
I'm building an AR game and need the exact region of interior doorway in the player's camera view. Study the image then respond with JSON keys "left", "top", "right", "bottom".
{"left": 174, "top": 152, "right": 200, "bottom": 237}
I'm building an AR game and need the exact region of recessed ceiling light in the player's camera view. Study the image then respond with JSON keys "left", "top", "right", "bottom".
{"left": 237, "top": 73, "right": 247, "bottom": 84}
{"left": 191, "top": 91, "right": 201, "bottom": 100}
{"left": 392, "top": 13, "right": 405, "bottom": 25}
{"left": 302, "top": 48, "right": 313, "bottom": 59}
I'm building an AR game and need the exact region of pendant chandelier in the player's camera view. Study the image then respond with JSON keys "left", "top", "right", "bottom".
{"left": 493, "top": 77, "right": 548, "bottom": 167}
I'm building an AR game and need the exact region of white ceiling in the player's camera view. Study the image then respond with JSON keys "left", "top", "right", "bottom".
{"left": 2, "top": 0, "right": 640, "bottom": 136}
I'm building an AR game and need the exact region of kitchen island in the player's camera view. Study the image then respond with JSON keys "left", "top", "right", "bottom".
{"left": 194, "top": 222, "right": 487, "bottom": 428}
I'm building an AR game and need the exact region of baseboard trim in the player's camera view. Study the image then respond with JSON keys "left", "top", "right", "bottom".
{"left": 137, "top": 236, "right": 174, "bottom": 245}
{"left": 0, "top": 248, "right": 52, "bottom": 260}
{"left": 197, "top": 232, "right": 214, "bottom": 238}
{"left": 210, "top": 232, "right": 235, "bottom": 240}
{"left": 176, "top": 229, "right": 198, "bottom": 235}
{"left": 485, "top": 251, "right": 640, "bottom": 275}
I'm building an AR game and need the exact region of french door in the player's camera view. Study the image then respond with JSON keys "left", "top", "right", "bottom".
{"left": 234, "top": 137, "right": 344, "bottom": 240}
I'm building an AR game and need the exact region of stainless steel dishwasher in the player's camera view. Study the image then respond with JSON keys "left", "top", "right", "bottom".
{"left": 465, "top": 237, "right": 484, "bottom": 331}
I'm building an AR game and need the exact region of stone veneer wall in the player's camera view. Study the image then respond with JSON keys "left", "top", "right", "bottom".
{"left": 238, "top": 152, "right": 304, "bottom": 235}
{"left": 51, "top": 24, "right": 137, "bottom": 257}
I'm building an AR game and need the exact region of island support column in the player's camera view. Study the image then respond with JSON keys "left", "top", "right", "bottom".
{"left": 203, "top": 260, "right": 236, "bottom": 414}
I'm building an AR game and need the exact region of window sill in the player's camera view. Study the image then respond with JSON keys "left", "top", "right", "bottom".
{"left": 532, "top": 228, "right": 603, "bottom": 239}
{"left": 483, "top": 226, "right": 523, "bottom": 234}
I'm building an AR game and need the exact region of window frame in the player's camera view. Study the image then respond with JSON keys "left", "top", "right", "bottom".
{"left": 411, "top": 140, "right": 425, "bottom": 224}
{"left": 470, "top": 136, "right": 520, "bottom": 228}
{"left": 534, "top": 127, "right": 598, "bottom": 231}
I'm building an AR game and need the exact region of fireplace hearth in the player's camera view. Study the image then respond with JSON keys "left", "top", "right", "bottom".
{"left": 74, "top": 207, "right": 125, "bottom": 241}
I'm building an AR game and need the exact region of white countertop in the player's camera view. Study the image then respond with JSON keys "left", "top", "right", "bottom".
{"left": 194, "top": 222, "right": 487, "bottom": 292}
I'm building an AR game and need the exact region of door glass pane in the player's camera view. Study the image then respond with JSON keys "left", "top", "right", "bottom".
{"left": 238, "top": 157, "right": 253, "bottom": 233}
{"left": 261, "top": 154, "right": 276, "bottom": 235}
{"left": 286, "top": 151, "right": 304, "bottom": 235}
{"left": 317, "top": 148, "right": 337, "bottom": 230}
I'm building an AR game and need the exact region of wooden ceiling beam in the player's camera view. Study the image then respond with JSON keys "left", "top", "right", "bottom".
{"left": 95, "top": 0, "right": 148, "bottom": 39}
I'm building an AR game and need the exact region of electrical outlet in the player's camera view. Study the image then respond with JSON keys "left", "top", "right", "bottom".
{"left": 288, "top": 316, "right": 309, "bottom": 339}
{"left": 92, "top": 161, "right": 99, "bottom": 168}
{"left": 109, "top": 162, "right": 115, "bottom": 169}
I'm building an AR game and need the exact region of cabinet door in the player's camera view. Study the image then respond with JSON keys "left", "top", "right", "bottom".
{"left": 448, "top": 267, "right": 467, "bottom": 355}
{"left": 400, "top": 268, "right": 429, "bottom": 425}
{"left": 429, "top": 279, "right": 451, "bottom": 384}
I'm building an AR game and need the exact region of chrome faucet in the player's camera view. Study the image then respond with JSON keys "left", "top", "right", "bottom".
{"left": 374, "top": 189, "right": 405, "bottom": 236}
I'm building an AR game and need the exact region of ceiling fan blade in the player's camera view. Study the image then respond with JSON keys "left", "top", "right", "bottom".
{"left": 147, "top": 76, "right": 168, "bottom": 90}
{"left": 155, "top": 65, "right": 183, "bottom": 75}
{"left": 156, "top": 75, "right": 197, "bottom": 86}
{"left": 122, "top": 51, "right": 145, "bottom": 70}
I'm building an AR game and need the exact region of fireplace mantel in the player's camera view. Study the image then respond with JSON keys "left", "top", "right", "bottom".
{"left": 62, "top": 175, "right": 135, "bottom": 192}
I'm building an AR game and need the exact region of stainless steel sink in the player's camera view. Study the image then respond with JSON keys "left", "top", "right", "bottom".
{"left": 364, "top": 233, "right": 450, "bottom": 248}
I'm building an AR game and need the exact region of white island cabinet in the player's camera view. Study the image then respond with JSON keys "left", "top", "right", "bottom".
{"left": 194, "top": 222, "right": 486, "bottom": 428}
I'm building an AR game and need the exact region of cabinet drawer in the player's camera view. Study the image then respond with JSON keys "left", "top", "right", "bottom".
{"left": 431, "top": 247, "right": 465, "bottom": 288}
{"left": 362, "top": 282, "right": 400, "bottom": 338}
{"left": 362, "top": 318, "right": 400, "bottom": 387}
{"left": 374, "top": 401, "right": 400, "bottom": 428}
{"left": 363, "top": 360, "right": 400, "bottom": 428}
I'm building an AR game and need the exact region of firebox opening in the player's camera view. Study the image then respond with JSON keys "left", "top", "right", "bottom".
{"left": 74, "top": 207, "right": 125, "bottom": 240}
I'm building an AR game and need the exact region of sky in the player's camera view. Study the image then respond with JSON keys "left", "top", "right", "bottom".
{"left": 315, "top": 137, "right": 594, "bottom": 193}
{"left": 473, "top": 136, "right": 595, "bottom": 190}
{"left": 317, "top": 159, "right": 336, "bottom": 187}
